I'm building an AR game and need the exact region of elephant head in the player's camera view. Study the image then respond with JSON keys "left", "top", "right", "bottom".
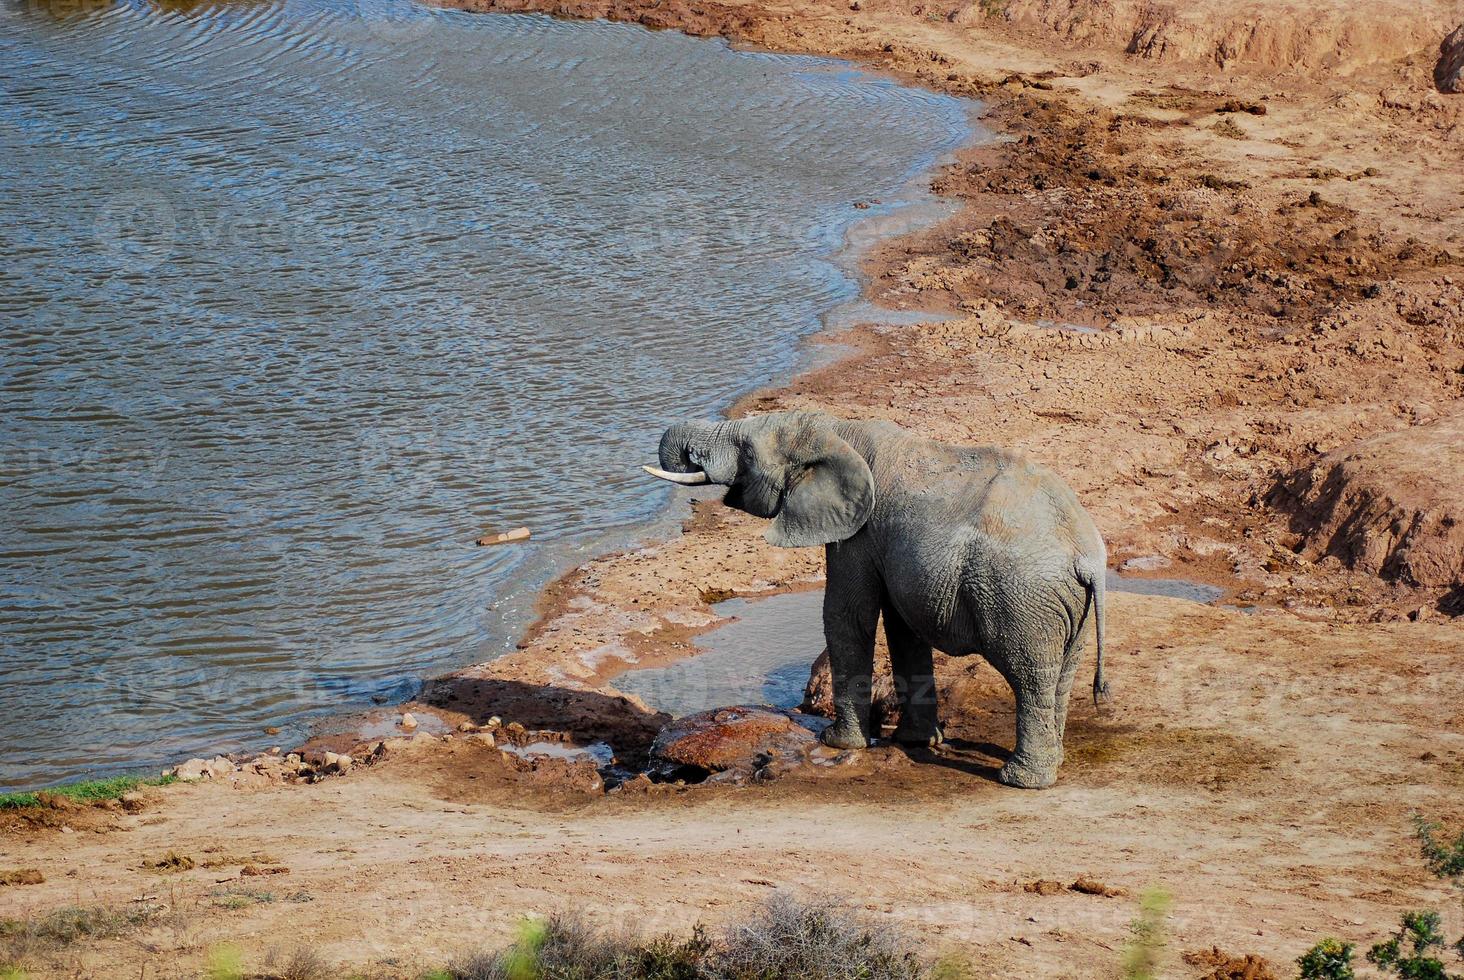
{"left": 644, "top": 412, "right": 875, "bottom": 548}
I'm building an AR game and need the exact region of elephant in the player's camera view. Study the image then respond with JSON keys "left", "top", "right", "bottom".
{"left": 643, "top": 410, "right": 1108, "bottom": 789}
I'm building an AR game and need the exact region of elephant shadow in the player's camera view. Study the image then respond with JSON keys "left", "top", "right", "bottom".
{"left": 891, "top": 737, "right": 1009, "bottom": 783}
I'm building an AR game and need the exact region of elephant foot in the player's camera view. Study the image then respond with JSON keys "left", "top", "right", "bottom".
{"left": 893, "top": 722, "right": 944, "bottom": 748}
{"left": 820, "top": 725, "right": 868, "bottom": 750}
{"left": 997, "top": 757, "right": 1058, "bottom": 790}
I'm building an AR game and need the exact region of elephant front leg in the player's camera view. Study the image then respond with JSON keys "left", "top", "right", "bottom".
{"left": 820, "top": 548, "right": 881, "bottom": 750}
{"left": 883, "top": 603, "right": 941, "bottom": 747}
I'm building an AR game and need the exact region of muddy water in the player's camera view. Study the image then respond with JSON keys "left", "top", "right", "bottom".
{"left": 0, "top": 0, "right": 975, "bottom": 788}
{"left": 617, "top": 575, "right": 1226, "bottom": 717}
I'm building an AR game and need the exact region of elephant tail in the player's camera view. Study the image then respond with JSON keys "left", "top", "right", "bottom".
{"left": 1077, "top": 560, "right": 1110, "bottom": 707}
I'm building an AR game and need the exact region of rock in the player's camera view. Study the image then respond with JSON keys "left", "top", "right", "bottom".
{"left": 313, "top": 751, "right": 352, "bottom": 774}
{"left": 399, "top": 712, "right": 417, "bottom": 730}
{"left": 611, "top": 772, "right": 656, "bottom": 794}
{"left": 486, "top": 716, "right": 502, "bottom": 729}
{"left": 118, "top": 791, "right": 146, "bottom": 813}
{"left": 245, "top": 755, "right": 289, "bottom": 781}
{"left": 1268, "top": 412, "right": 1464, "bottom": 589}
{"left": 456, "top": 721, "right": 478, "bottom": 733}
{"left": 505, "top": 721, "right": 526, "bottom": 735}
{"left": 801, "top": 647, "right": 900, "bottom": 731}
{"left": 465, "top": 731, "right": 497, "bottom": 748}
{"left": 649, "top": 706, "right": 820, "bottom": 779}
{"left": 1437, "top": 24, "right": 1464, "bottom": 93}
{"left": 172, "top": 758, "right": 212, "bottom": 781}
{"left": 207, "top": 756, "right": 236, "bottom": 778}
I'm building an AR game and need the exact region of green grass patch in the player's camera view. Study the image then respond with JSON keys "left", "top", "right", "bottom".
{"left": 0, "top": 774, "right": 176, "bottom": 810}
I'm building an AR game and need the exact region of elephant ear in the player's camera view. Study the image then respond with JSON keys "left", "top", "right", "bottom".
{"left": 765, "top": 424, "right": 875, "bottom": 548}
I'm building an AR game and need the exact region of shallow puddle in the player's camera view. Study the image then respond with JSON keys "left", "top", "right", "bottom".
{"left": 500, "top": 740, "right": 615, "bottom": 765}
{"left": 616, "top": 591, "right": 826, "bottom": 717}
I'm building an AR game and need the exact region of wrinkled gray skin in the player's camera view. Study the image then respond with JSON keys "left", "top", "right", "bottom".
{"left": 654, "top": 411, "right": 1108, "bottom": 789}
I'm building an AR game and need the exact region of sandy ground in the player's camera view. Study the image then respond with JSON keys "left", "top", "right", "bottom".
{"left": 4, "top": 0, "right": 1464, "bottom": 976}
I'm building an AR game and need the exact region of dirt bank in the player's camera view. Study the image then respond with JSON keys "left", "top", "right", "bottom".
{"left": 4, "top": 0, "right": 1464, "bottom": 976}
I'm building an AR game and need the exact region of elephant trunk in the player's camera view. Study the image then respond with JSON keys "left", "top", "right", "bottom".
{"left": 657, "top": 420, "right": 714, "bottom": 473}
{"left": 649, "top": 420, "right": 740, "bottom": 486}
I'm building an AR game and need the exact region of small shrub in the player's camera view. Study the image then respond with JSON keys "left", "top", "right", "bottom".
{"left": 1368, "top": 910, "right": 1459, "bottom": 980}
{"left": 450, "top": 913, "right": 707, "bottom": 980}
{"left": 0, "top": 903, "right": 161, "bottom": 948}
{"left": 0, "top": 903, "right": 163, "bottom": 965}
{"left": 261, "top": 945, "right": 333, "bottom": 980}
{"left": 444, "top": 895, "right": 945, "bottom": 979}
{"left": 711, "top": 893, "right": 924, "bottom": 980}
{"left": 1321, "top": 815, "right": 1464, "bottom": 980}
{"left": 1416, "top": 815, "right": 1464, "bottom": 881}
{"left": 210, "top": 889, "right": 275, "bottom": 910}
{"left": 1297, "top": 938, "right": 1355, "bottom": 979}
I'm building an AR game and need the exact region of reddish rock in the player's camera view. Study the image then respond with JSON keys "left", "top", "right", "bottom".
{"left": 1269, "top": 412, "right": 1464, "bottom": 590}
{"left": 650, "top": 706, "right": 819, "bottom": 777}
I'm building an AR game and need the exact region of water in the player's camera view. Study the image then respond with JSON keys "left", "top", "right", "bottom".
{"left": 619, "top": 574, "right": 1228, "bottom": 718}
{"left": 0, "top": 0, "right": 975, "bottom": 788}
{"left": 617, "top": 590, "right": 825, "bottom": 716}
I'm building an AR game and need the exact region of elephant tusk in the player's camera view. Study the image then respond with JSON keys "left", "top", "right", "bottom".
{"left": 642, "top": 465, "right": 709, "bottom": 485}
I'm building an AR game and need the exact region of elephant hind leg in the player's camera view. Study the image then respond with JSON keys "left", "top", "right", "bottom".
{"left": 1052, "top": 605, "right": 1091, "bottom": 767}
{"left": 999, "top": 682, "right": 1061, "bottom": 788}
{"left": 1052, "top": 636, "right": 1084, "bottom": 769}
{"left": 882, "top": 601, "right": 941, "bottom": 747}
{"left": 990, "top": 636, "right": 1067, "bottom": 790}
